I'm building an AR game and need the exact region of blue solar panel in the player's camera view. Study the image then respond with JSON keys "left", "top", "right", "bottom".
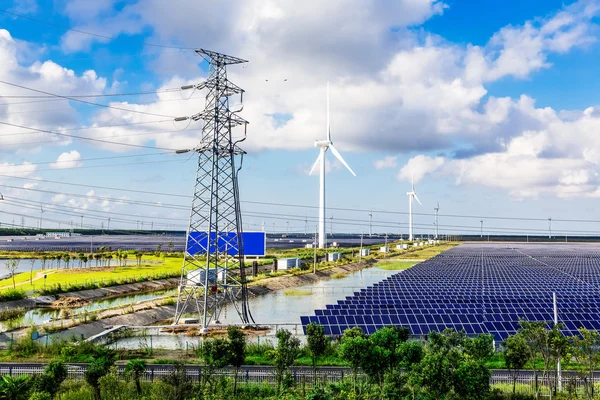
{"left": 301, "top": 243, "right": 600, "bottom": 340}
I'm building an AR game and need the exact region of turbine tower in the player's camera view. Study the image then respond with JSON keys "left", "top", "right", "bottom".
{"left": 173, "top": 49, "right": 253, "bottom": 331}
{"left": 309, "top": 82, "right": 356, "bottom": 249}
{"left": 407, "top": 174, "right": 421, "bottom": 241}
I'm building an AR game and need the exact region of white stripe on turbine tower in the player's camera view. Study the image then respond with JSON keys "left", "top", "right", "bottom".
{"left": 407, "top": 172, "right": 422, "bottom": 241}
{"left": 309, "top": 81, "right": 356, "bottom": 249}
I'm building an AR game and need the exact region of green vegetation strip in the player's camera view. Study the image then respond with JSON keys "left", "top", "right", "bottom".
{"left": 1, "top": 320, "right": 595, "bottom": 400}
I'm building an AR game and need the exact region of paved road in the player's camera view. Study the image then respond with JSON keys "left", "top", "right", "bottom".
{"left": 0, "top": 235, "right": 390, "bottom": 252}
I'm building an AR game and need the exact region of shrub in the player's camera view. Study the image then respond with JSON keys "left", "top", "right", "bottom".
{"left": 0, "top": 289, "right": 27, "bottom": 301}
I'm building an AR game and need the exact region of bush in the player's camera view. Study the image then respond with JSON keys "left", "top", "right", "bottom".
{"left": 28, "top": 392, "right": 52, "bottom": 400}
{"left": 0, "top": 288, "right": 27, "bottom": 301}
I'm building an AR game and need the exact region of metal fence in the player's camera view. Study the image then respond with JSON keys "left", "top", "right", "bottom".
{"left": 2, "top": 364, "right": 600, "bottom": 392}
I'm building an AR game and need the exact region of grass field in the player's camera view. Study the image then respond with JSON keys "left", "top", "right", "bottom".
{"left": 375, "top": 260, "right": 418, "bottom": 270}
{"left": 391, "top": 243, "right": 457, "bottom": 260}
{"left": 0, "top": 255, "right": 182, "bottom": 294}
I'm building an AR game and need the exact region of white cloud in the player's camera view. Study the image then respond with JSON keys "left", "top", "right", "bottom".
{"left": 374, "top": 156, "right": 398, "bottom": 169}
{"left": 0, "top": 30, "right": 107, "bottom": 153}
{"left": 397, "top": 155, "right": 445, "bottom": 183}
{"left": 50, "top": 150, "right": 82, "bottom": 169}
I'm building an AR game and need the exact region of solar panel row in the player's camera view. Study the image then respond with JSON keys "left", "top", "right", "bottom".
{"left": 301, "top": 243, "right": 600, "bottom": 340}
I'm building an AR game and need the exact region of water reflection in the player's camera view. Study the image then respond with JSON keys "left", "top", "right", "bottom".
{"left": 112, "top": 266, "right": 400, "bottom": 350}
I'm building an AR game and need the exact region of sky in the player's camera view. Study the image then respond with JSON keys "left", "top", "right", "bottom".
{"left": 0, "top": 0, "right": 600, "bottom": 237}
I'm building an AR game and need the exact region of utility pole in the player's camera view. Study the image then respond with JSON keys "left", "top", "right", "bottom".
{"left": 359, "top": 231, "right": 364, "bottom": 262}
{"left": 304, "top": 216, "right": 308, "bottom": 236}
{"left": 173, "top": 49, "right": 252, "bottom": 330}
{"left": 369, "top": 212, "right": 373, "bottom": 237}
{"left": 480, "top": 220, "right": 483, "bottom": 238}
{"left": 39, "top": 207, "right": 44, "bottom": 230}
{"left": 286, "top": 221, "right": 289, "bottom": 235}
{"left": 313, "top": 227, "right": 317, "bottom": 274}
{"left": 548, "top": 215, "right": 552, "bottom": 239}
{"left": 330, "top": 215, "right": 333, "bottom": 238}
{"left": 151, "top": 221, "right": 153, "bottom": 231}
{"left": 80, "top": 215, "right": 84, "bottom": 229}
{"left": 107, "top": 217, "right": 111, "bottom": 231}
{"left": 434, "top": 202, "right": 439, "bottom": 239}
{"left": 554, "top": 292, "right": 562, "bottom": 391}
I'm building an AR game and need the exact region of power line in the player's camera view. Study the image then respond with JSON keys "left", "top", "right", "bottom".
{"left": 0, "top": 87, "right": 183, "bottom": 99}
{"left": 1, "top": 174, "right": 600, "bottom": 226}
{"left": 0, "top": 9, "right": 195, "bottom": 50}
{"left": 0, "top": 127, "right": 201, "bottom": 148}
{"left": 1, "top": 119, "right": 173, "bottom": 137}
{"left": 0, "top": 120, "right": 177, "bottom": 151}
{"left": 0, "top": 80, "right": 178, "bottom": 119}
{"left": 9, "top": 151, "right": 171, "bottom": 167}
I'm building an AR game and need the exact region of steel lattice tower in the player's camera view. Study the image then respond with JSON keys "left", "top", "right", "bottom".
{"left": 173, "top": 49, "right": 253, "bottom": 331}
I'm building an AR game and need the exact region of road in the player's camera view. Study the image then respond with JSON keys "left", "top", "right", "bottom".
{"left": 0, "top": 235, "right": 389, "bottom": 252}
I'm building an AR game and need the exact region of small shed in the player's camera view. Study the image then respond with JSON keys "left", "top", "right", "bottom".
{"left": 277, "top": 258, "right": 301, "bottom": 270}
{"left": 327, "top": 252, "right": 342, "bottom": 262}
{"left": 360, "top": 248, "right": 371, "bottom": 256}
{"left": 380, "top": 246, "right": 390, "bottom": 253}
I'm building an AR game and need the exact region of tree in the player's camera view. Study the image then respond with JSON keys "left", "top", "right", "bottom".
{"left": 84, "top": 356, "right": 114, "bottom": 400}
{"left": 274, "top": 329, "right": 301, "bottom": 393}
{"left": 31, "top": 359, "right": 67, "bottom": 398}
{"left": 124, "top": 359, "right": 146, "bottom": 396}
{"left": 519, "top": 320, "right": 546, "bottom": 398}
{"left": 338, "top": 327, "right": 369, "bottom": 394}
{"left": 168, "top": 241, "right": 174, "bottom": 253}
{"left": 155, "top": 244, "right": 162, "bottom": 255}
{"left": 201, "top": 338, "right": 230, "bottom": 392}
{"left": 452, "top": 359, "right": 491, "bottom": 400}
{"left": 29, "top": 259, "right": 35, "bottom": 285}
{"left": 0, "top": 375, "right": 31, "bottom": 400}
{"left": 162, "top": 362, "right": 194, "bottom": 400}
{"left": 62, "top": 254, "right": 70, "bottom": 269}
{"left": 465, "top": 333, "right": 495, "bottom": 362}
{"left": 5, "top": 259, "right": 20, "bottom": 289}
{"left": 504, "top": 333, "right": 529, "bottom": 395}
{"left": 572, "top": 328, "right": 600, "bottom": 400}
{"left": 305, "top": 322, "right": 328, "bottom": 381}
{"left": 226, "top": 327, "right": 246, "bottom": 396}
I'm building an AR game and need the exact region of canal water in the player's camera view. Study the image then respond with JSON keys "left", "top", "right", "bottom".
{"left": 111, "top": 265, "right": 403, "bottom": 350}
{"left": 0, "top": 289, "right": 176, "bottom": 331}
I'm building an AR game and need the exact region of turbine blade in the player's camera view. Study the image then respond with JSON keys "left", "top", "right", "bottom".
{"left": 327, "top": 81, "right": 331, "bottom": 142}
{"left": 330, "top": 144, "right": 356, "bottom": 176}
{"left": 309, "top": 151, "right": 323, "bottom": 175}
{"left": 414, "top": 193, "right": 422, "bottom": 205}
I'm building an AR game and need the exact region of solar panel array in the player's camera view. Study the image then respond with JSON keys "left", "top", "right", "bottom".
{"left": 301, "top": 243, "right": 600, "bottom": 340}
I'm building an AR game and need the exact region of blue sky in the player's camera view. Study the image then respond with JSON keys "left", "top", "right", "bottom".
{"left": 1, "top": 0, "right": 600, "bottom": 237}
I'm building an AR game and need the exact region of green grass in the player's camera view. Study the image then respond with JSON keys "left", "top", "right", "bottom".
{"left": 284, "top": 290, "right": 312, "bottom": 296}
{"left": 375, "top": 261, "right": 418, "bottom": 270}
{"left": 0, "top": 255, "right": 182, "bottom": 294}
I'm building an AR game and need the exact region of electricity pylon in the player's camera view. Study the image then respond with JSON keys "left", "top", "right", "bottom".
{"left": 173, "top": 49, "right": 253, "bottom": 332}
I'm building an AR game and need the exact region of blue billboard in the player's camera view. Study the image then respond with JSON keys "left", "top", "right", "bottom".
{"left": 186, "top": 231, "right": 266, "bottom": 257}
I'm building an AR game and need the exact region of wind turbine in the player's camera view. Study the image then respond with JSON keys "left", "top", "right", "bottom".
{"left": 407, "top": 173, "right": 421, "bottom": 241}
{"left": 309, "top": 82, "right": 356, "bottom": 249}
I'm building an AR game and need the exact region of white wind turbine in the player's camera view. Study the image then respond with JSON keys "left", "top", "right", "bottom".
{"left": 309, "top": 82, "right": 356, "bottom": 249}
{"left": 407, "top": 173, "right": 422, "bottom": 241}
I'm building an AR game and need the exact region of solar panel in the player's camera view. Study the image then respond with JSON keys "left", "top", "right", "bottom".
{"left": 301, "top": 243, "right": 600, "bottom": 340}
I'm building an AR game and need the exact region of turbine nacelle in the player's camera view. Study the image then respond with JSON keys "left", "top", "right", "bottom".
{"left": 315, "top": 140, "right": 332, "bottom": 148}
